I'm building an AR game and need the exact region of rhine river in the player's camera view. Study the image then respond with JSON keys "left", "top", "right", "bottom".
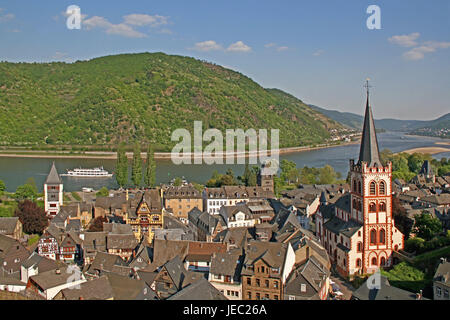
{"left": 0, "top": 132, "right": 449, "bottom": 192}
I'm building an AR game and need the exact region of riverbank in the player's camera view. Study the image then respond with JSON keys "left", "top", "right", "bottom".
{"left": 398, "top": 141, "right": 450, "bottom": 155}
{"left": 0, "top": 140, "right": 359, "bottom": 160}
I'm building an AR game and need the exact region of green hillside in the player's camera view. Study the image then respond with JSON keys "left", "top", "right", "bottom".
{"left": 0, "top": 52, "right": 345, "bottom": 151}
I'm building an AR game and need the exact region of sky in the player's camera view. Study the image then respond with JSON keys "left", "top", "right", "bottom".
{"left": 0, "top": 0, "right": 449, "bottom": 120}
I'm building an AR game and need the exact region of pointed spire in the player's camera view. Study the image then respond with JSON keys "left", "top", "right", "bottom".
{"left": 358, "top": 79, "right": 382, "bottom": 167}
{"left": 45, "top": 161, "right": 62, "bottom": 184}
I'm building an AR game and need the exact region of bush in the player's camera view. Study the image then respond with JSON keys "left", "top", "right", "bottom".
{"left": 405, "top": 237, "right": 425, "bottom": 253}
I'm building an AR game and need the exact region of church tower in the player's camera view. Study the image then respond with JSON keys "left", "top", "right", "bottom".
{"left": 44, "top": 162, "right": 63, "bottom": 218}
{"left": 349, "top": 80, "right": 404, "bottom": 274}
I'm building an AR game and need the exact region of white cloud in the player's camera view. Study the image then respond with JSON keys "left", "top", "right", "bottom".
{"left": 313, "top": 49, "right": 325, "bottom": 56}
{"left": 388, "top": 32, "right": 420, "bottom": 47}
{"left": 264, "top": 43, "right": 276, "bottom": 48}
{"left": 276, "top": 46, "right": 289, "bottom": 52}
{"left": 403, "top": 41, "right": 450, "bottom": 60}
{"left": 191, "top": 40, "right": 223, "bottom": 52}
{"left": 0, "top": 11, "right": 14, "bottom": 23}
{"left": 83, "top": 16, "right": 147, "bottom": 38}
{"left": 226, "top": 41, "right": 252, "bottom": 53}
{"left": 123, "top": 14, "right": 169, "bottom": 27}
{"left": 389, "top": 33, "right": 450, "bottom": 61}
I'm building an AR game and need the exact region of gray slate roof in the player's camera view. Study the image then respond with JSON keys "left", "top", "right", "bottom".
{"left": 167, "top": 278, "right": 227, "bottom": 300}
{"left": 45, "top": 162, "right": 62, "bottom": 184}
{"left": 358, "top": 90, "right": 382, "bottom": 167}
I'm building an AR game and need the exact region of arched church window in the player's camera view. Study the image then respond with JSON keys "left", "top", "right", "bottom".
{"left": 370, "top": 229, "right": 377, "bottom": 245}
{"left": 369, "top": 202, "right": 377, "bottom": 212}
{"left": 379, "top": 202, "right": 386, "bottom": 212}
{"left": 380, "top": 257, "right": 386, "bottom": 266}
{"left": 379, "top": 181, "right": 386, "bottom": 195}
{"left": 379, "top": 229, "right": 385, "bottom": 244}
{"left": 372, "top": 257, "right": 377, "bottom": 266}
{"left": 370, "top": 181, "right": 376, "bottom": 195}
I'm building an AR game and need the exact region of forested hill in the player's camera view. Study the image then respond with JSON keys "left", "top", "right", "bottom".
{"left": 0, "top": 52, "right": 345, "bottom": 151}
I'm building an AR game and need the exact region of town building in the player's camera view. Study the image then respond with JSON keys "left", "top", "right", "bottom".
{"left": 164, "top": 185, "right": 203, "bottom": 223}
{"left": 433, "top": 257, "right": 450, "bottom": 300}
{"left": 241, "top": 240, "right": 295, "bottom": 300}
{"left": 44, "top": 162, "right": 64, "bottom": 218}
{"left": 208, "top": 250, "right": 244, "bottom": 300}
{"left": 0, "top": 217, "right": 23, "bottom": 240}
{"left": 125, "top": 189, "right": 164, "bottom": 243}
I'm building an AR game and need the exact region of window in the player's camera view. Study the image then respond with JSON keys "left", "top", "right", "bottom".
{"left": 274, "top": 295, "right": 279, "bottom": 300}
{"left": 370, "top": 181, "right": 376, "bottom": 195}
{"left": 301, "top": 284, "right": 306, "bottom": 292}
{"left": 256, "top": 279, "right": 260, "bottom": 287}
{"left": 265, "top": 280, "right": 269, "bottom": 288}
{"left": 380, "top": 257, "right": 386, "bottom": 266}
{"left": 357, "top": 242, "right": 362, "bottom": 252}
{"left": 436, "top": 287, "right": 442, "bottom": 297}
{"left": 247, "top": 292, "right": 252, "bottom": 299}
{"left": 265, "top": 294, "right": 269, "bottom": 300}
{"left": 370, "top": 229, "right": 377, "bottom": 245}
{"left": 358, "top": 181, "right": 362, "bottom": 194}
{"left": 379, "top": 181, "right": 386, "bottom": 195}
{"left": 369, "top": 202, "right": 377, "bottom": 212}
{"left": 256, "top": 293, "right": 260, "bottom": 300}
{"left": 379, "top": 202, "right": 386, "bottom": 212}
{"left": 379, "top": 229, "right": 386, "bottom": 244}
{"left": 444, "top": 290, "right": 449, "bottom": 299}
{"left": 356, "top": 258, "right": 361, "bottom": 267}
{"left": 274, "top": 281, "right": 279, "bottom": 289}
{"left": 372, "top": 257, "right": 377, "bottom": 266}
{"left": 353, "top": 180, "right": 357, "bottom": 192}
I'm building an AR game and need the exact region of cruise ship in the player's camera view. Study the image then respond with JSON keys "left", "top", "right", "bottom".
{"left": 61, "top": 167, "right": 113, "bottom": 178}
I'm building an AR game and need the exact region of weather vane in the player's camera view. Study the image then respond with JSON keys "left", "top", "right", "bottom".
{"left": 364, "top": 78, "right": 372, "bottom": 96}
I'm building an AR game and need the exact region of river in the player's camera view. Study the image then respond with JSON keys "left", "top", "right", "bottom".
{"left": 0, "top": 131, "right": 448, "bottom": 192}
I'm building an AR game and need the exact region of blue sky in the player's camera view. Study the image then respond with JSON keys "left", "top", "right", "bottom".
{"left": 0, "top": 0, "right": 449, "bottom": 120}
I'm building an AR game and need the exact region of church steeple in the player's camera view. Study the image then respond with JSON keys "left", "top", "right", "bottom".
{"left": 358, "top": 79, "right": 381, "bottom": 167}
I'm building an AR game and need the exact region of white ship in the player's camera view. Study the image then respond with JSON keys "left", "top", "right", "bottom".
{"left": 61, "top": 166, "right": 113, "bottom": 178}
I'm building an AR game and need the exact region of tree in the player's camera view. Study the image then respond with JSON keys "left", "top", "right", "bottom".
{"left": 220, "top": 168, "right": 237, "bottom": 186}
{"left": 173, "top": 177, "right": 182, "bottom": 186}
{"left": 14, "top": 184, "right": 38, "bottom": 200}
{"left": 96, "top": 187, "right": 109, "bottom": 197}
{"left": 144, "top": 145, "right": 156, "bottom": 188}
{"left": 14, "top": 200, "right": 48, "bottom": 234}
{"left": 0, "top": 179, "right": 5, "bottom": 196}
{"left": 115, "top": 144, "right": 128, "bottom": 188}
{"left": 392, "top": 196, "right": 414, "bottom": 239}
{"left": 412, "top": 212, "right": 442, "bottom": 240}
{"left": 131, "top": 143, "right": 142, "bottom": 187}
{"left": 318, "top": 165, "right": 339, "bottom": 185}
{"left": 25, "top": 177, "right": 38, "bottom": 195}
{"left": 241, "top": 163, "right": 251, "bottom": 186}
{"left": 280, "top": 160, "right": 298, "bottom": 184}
{"left": 247, "top": 167, "right": 258, "bottom": 187}
{"left": 88, "top": 216, "right": 108, "bottom": 232}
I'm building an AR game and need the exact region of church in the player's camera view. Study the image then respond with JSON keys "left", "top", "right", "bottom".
{"left": 315, "top": 82, "right": 404, "bottom": 277}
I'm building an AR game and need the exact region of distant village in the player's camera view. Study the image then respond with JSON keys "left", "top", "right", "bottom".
{"left": 0, "top": 97, "right": 449, "bottom": 301}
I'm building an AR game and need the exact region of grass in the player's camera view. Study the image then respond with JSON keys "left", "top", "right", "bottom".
{"left": 27, "top": 234, "right": 40, "bottom": 246}
{"left": 71, "top": 192, "right": 82, "bottom": 201}
{"left": 0, "top": 201, "right": 17, "bottom": 217}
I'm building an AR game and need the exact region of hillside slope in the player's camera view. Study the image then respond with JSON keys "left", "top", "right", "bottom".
{"left": 310, "top": 104, "right": 449, "bottom": 135}
{"left": 0, "top": 52, "right": 345, "bottom": 151}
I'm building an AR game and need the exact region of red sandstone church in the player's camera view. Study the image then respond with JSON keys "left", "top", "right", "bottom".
{"left": 316, "top": 82, "right": 404, "bottom": 277}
